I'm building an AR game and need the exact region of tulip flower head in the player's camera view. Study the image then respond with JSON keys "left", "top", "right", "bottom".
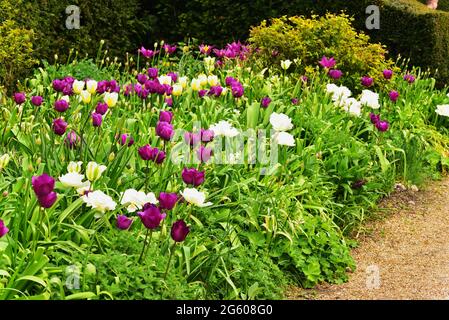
{"left": 180, "top": 188, "right": 212, "bottom": 207}
{"left": 104, "top": 92, "right": 118, "bottom": 107}
{"left": 54, "top": 99, "right": 69, "bottom": 112}
{"left": 52, "top": 118, "right": 68, "bottom": 136}
{"left": 0, "top": 154, "right": 10, "bottom": 171}
{"left": 31, "top": 96, "right": 43, "bottom": 106}
{"left": 72, "top": 80, "right": 85, "bottom": 94}
{"left": 389, "top": 90, "right": 399, "bottom": 102}
{"left": 32, "top": 173, "right": 57, "bottom": 208}
{"left": 91, "top": 112, "right": 102, "bottom": 127}
{"left": 120, "top": 133, "right": 134, "bottom": 147}
{"left": 86, "top": 162, "right": 107, "bottom": 182}
{"left": 383, "top": 69, "right": 393, "bottom": 80}
{"left": 171, "top": 220, "right": 190, "bottom": 242}
{"left": 159, "top": 192, "right": 178, "bottom": 210}
{"left": 261, "top": 96, "right": 272, "bottom": 108}
{"left": 13, "top": 92, "right": 26, "bottom": 105}
{"left": 86, "top": 80, "right": 98, "bottom": 94}
{"left": 138, "top": 204, "right": 166, "bottom": 229}
{"left": 319, "top": 56, "right": 336, "bottom": 69}
{"left": 0, "top": 219, "right": 9, "bottom": 238}
{"left": 280, "top": 59, "right": 292, "bottom": 70}
{"left": 361, "top": 76, "right": 374, "bottom": 87}
{"left": 182, "top": 168, "right": 205, "bottom": 186}
{"left": 156, "top": 121, "right": 174, "bottom": 141}
{"left": 328, "top": 69, "right": 343, "bottom": 80}
{"left": 117, "top": 215, "right": 133, "bottom": 230}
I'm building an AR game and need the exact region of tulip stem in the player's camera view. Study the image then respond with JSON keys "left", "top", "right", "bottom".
{"left": 138, "top": 229, "right": 150, "bottom": 263}
{"left": 163, "top": 242, "right": 176, "bottom": 280}
{"left": 143, "top": 230, "right": 153, "bottom": 260}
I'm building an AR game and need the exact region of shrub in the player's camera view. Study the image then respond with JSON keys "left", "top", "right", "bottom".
{"left": 249, "top": 14, "right": 393, "bottom": 90}
{"left": 0, "top": 19, "right": 35, "bottom": 91}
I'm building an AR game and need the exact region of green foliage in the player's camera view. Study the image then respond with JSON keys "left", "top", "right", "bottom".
{"left": 248, "top": 14, "right": 393, "bottom": 90}
{"left": 0, "top": 20, "right": 35, "bottom": 91}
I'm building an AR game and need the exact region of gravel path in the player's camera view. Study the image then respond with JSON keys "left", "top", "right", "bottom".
{"left": 287, "top": 178, "right": 449, "bottom": 300}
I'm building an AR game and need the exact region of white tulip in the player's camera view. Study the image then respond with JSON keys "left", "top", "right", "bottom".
{"left": 72, "top": 80, "right": 85, "bottom": 95}
{"left": 180, "top": 188, "right": 212, "bottom": 207}
{"left": 178, "top": 76, "right": 188, "bottom": 88}
{"left": 86, "top": 162, "right": 107, "bottom": 182}
{"left": 273, "top": 132, "right": 296, "bottom": 147}
{"left": 207, "top": 75, "right": 219, "bottom": 87}
{"left": 86, "top": 80, "right": 98, "bottom": 94}
{"left": 343, "top": 98, "right": 362, "bottom": 117}
{"left": 270, "top": 112, "right": 293, "bottom": 132}
{"left": 360, "top": 90, "right": 380, "bottom": 109}
{"left": 104, "top": 92, "right": 118, "bottom": 108}
{"left": 59, "top": 172, "right": 87, "bottom": 188}
{"left": 158, "top": 75, "right": 172, "bottom": 85}
{"left": 67, "top": 161, "right": 83, "bottom": 173}
{"left": 120, "top": 189, "right": 158, "bottom": 213}
{"left": 280, "top": 59, "right": 292, "bottom": 70}
{"left": 209, "top": 120, "right": 239, "bottom": 137}
{"left": 436, "top": 104, "right": 449, "bottom": 117}
{"left": 198, "top": 74, "right": 208, "bottom": 86}
{"left": 82, "top": 190, "right": 117, "bottom": 217}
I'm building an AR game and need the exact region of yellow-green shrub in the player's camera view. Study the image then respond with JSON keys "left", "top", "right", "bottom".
{"left": 249, "top": 13, "right": 394, "bottom": 89}
{"left": 0, "top": 20, "right": 35, "bottom": 91}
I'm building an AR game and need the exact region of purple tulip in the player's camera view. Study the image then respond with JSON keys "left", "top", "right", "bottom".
{"left": 31, "top": 96, "right": 43, "bottom": 106}
{"left": 54, "top": 99, "right": 69, "bottom": 112}
{"left": 163, "top": 44, "right": 177, "bottom": 55}
{"left": 319, "top": 56, "right": 336, "bottom": 69}
{"left": 124, "top": 84, "right": 134, "bottom": 96}
{"left": 201, "top": 129, "right": 214, "bottom": 143}
{"left": 117, "top": 215, "right": 133, "bottom": 230}
{"left": 300, "top": 76, "right": 308, "bottom": 83}
{"left": 167, "top": 72, "right": 178, "bottom": 83}
{"left": 137, "top": 73, "right": 148, "bottom": 85}
{"left": 138, "top": 205, "right": 166, "bottom": 229}
{"left": 199, "top": 44, "right": 213, "bottom": 55}
{"left": 140, "top": 47, "right": 158, "bottom": 58}
{"left": 404, "top": 74, "right": 415, "bottom": 84}
{"left": 208, "top": 85, "right": 223, "bottom": 97}
{"left": 159, "top": 111, "right": 174, "bottom": 123}
{"left": 361, "top": 76, "right": 374, "bottom": 87}
{"left": 389, "top": 90, "right": 399, "bottom": 102}
{"left": 164, "top": 97, "right": 173, "bottom": 107}
{"left": 52, "top": 118, "right": 68, "bottom": 136}
{"left": 52, "top": 79, "right": 66, "bottom": 92}
{"left": 151, "top": 148, "right": 166, "bottom": 164}
{"left": 148, "top": 68, "right": 158, "bottom": 79}
{"left": 64, "top": 77, "right": 75, "bottom": 85}
{"left": 376, "top": 120, "right": 389, "bottom": 132}
{"left": 32, "top": 173, "right": 55, "bottom": 197}
{"left": 95, "top": 102, "right": 108, "bottom": 115}
{"left": 184, "top": 132, "right": 201, "bottom": 146}
{"left": 370, "top": 113, "right": 380, "bottom": 124}
{"left": 261, "top": 96, "right": 272, "bottom": 108}
{"left": 197, "top": 146, "right": 213, "bottom": 163}
{"left": 92, "top": 113, "right": 102, "bottom": 127}
{"left": 291, "top": 98, "right": 299, "bottom": 105}
{"left": 156, "top": 121, "right": 174, "bottom": 141}
{"left": 37, "top": 191, "right": 58, "bottom": 208}
{"left": 383, "top": 69, "right": 393, "bottom": 80}
{"left": 138, "top": 145, "right": 165, "bottom": 164}
{"left": 225, "top": 77, "right": 237, "bottom": 86}
{"left": 65, "top": 130, "right": 80, "bottom": 149}
{"left": 328, "top": 69, "right": 343, "bottom": 80}
{"left": 13, "top": 92, "right": 26, "bottom": 105}
{"left": 0, "top": 219, "right": 9, "bottom": 238}
{"left": 198, "top": 90, "right": 208, "bottom": 98}
{"left": 182, "top": 168, "right": 205, "bottom": 186}
{"left": 120, "top": 133, "right": 134, "bottom": 147}
{"left": 159, "top": 192, "right": 178, "bottom": 210}
{"left": 171, "top": 220, "right": 190, "bottom": 242}
{"left": 231, "top": 83, "right": 244, "bottom": 98}
{"left": 138, "top": 145, "right": 153, "bottom": 160}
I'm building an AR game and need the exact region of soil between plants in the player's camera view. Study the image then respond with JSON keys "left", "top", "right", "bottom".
{"left": 287, "top": 178, "right": 449, "bottom": 300}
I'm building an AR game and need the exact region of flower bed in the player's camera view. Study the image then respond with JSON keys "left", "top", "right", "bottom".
{"left": 1, "top": 41, "right": 449, "bottom": 299}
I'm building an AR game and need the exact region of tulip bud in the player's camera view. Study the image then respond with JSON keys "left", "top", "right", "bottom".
{"left": 36, "top": 137, "right": 42, "bottom": 145}
{"left": 28, "top": 164, "right": 34, "bottom": 172}
{"left": 36, "top": 157, "right": 42, "bottom": 166}
{"left": 2, "top": 191, "right": 8, "bottom": 197}
{"left": 0, "top": 154, "right": 10, "bottom": 171}
{"left": 86, "top": 162, "right": 107, "bottom": 182}
{"left": 67, "top": 161, "right": 83, "bottom": 173}
{"left": 108, "top": 152, "right": 115, "bottom": 162}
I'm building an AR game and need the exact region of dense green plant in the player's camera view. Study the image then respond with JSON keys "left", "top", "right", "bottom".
{"left": 248, "top": 14, "right": 394, "bottom": 91}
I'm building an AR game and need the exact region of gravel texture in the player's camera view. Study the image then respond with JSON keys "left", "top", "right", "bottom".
{"left": 287, "top": 178, "right": 449, "bottom": 300}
